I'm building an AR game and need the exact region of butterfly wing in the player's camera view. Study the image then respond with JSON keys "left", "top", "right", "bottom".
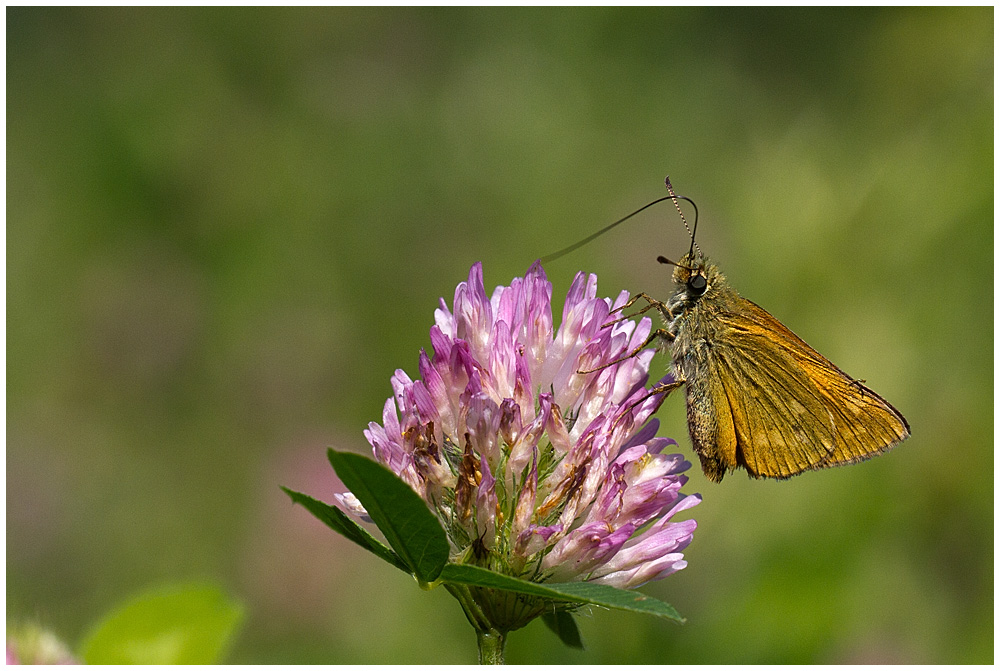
{"left": 691, "top": 297, "right": 910, "bottom": 480}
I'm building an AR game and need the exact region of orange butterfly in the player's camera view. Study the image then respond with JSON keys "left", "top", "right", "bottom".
{"left": 561, "top": 179, "right": 910, "bottom": 482}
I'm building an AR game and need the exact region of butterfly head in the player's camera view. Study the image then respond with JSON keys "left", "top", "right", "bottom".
{"left": 660, "top": 251, "right": 718, "bottom": 302}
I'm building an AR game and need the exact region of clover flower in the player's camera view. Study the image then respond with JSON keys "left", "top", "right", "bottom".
{"left": 339, "top": 262, "right": 699, "bottom": 633}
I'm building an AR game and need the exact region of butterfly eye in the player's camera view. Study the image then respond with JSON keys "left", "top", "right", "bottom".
{"left": 687, "top": 274, "right": 708, "bottom": 296}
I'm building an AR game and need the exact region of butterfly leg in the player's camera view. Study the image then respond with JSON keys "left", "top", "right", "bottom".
{"left": 577, "top": 327, "right": 674, "bottom": 375}
{"left": 615, "top": 292, "right": 667, "bottom": 313}
{"left": 603, "top": 292, "right": 669, "bottom": 328}
{"left": 649, "top": 378, "right": 685, "bottom": 396}
{"left": 613, "top": 377, "right": 686, "bottom": 427}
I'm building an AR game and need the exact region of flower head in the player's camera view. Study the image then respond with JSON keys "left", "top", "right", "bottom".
{"left": 347, "top": 262, "right": 699, "bottom": 628}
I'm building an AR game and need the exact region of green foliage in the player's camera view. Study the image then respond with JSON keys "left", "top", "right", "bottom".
{"left": 542, "top": 611, "right": 584, "bottom": 649}
{"left": 440, "top": 564, "right": 683, "bottom": 622}
{"left": 281, "top": 486, "right": 410, "bottom": 573}
{"left": 80, "top": 584, "right": 244, "bottom": 664}
{"left": 326, "top": 449, "right": 450, "bottom": 582}
{"left": 288, "top": 449, "right": 683, "bottom": 646}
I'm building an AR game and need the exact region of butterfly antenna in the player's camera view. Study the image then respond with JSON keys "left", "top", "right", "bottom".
{"left": 540, "top": 191, "right": 699, "bottom": 264}
{"left": 665, "top": 176, "right": 700, "bottom": 258}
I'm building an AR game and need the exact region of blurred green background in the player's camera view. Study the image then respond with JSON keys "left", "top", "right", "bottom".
{"left": 7, "top": 7, "right": 992, "bottom": 664}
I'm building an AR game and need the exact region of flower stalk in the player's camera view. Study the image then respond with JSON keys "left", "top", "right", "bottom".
{"left": 475, "top": 628, "right": 507, "bottom": 665}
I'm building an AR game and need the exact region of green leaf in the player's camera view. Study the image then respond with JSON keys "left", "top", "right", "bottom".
{"left": 439, "top": 563, "right": 684, "bottom": 622}
{"left": 281, "top": 486, "right": 410, "bottom": 574}
{"left": 81, "top": 583, "right": 243, "bottom": 664}
{"left": 327, "top": 449, "right": 450, "bottom": 582}
{"left": 542, "top": 610, "right": 584, "bottom": 649}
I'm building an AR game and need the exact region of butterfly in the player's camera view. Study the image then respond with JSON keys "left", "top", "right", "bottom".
{"left": 555, "top": 179, "right": 911, "bottom": 482}
{"left": 611, "top": 248, "right": 910, "bottom": 482}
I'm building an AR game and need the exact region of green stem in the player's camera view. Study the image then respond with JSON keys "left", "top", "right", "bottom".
{"left": 476, "top": 628, "right": 507, "bottom": 665}
{"left": 443, "top": 583, "right": 508, "bottom": 664}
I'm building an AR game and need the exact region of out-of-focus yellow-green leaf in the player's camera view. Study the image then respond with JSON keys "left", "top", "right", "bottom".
{"left": 81, "top": 583, "right": 244, "bottom": 664}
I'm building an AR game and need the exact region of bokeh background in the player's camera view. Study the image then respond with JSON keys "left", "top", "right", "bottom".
{"left": 7, "top": 7, "right": 992, "bottom": 664}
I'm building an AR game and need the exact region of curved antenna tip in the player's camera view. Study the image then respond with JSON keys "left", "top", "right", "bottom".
{"left": 540, "top": 179, "right": 700, "bottom": 264}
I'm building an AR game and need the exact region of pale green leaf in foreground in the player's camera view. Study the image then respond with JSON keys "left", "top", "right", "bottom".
{"left": 81, "top": 583, "right": 244, "bottom": 664}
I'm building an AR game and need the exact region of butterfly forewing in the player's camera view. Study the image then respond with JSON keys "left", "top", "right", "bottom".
{"left": 687, "top": 295, "right": 910, "bottom": 481}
